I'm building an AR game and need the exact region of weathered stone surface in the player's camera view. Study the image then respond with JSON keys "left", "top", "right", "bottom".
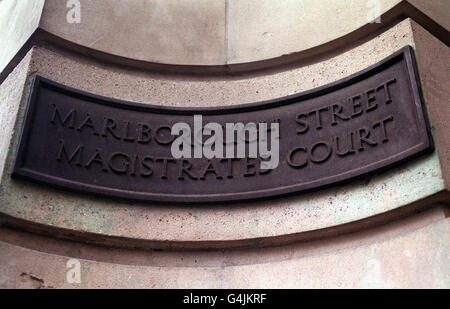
{"left": 0, "top": 19, "right": 446, "bottom": 248}
{"left": 411, "top": 20, "right": 450, "bottom": 189}
{"left": 408, "top": 0, "right": 450, "bottom": 31}
{"left": 0, "top": 50, "right": 32, "bottom": 182}
{"left": 40, "top": 0, "right": 227, "bottom": 65}
{"left": 0, "top": 1, "right": 448, "bottom": 290}
{"left": 36, "top": 0, "right": 450, "bottom": 66}
{"left": 0, "top": 206, "right": 447, "bottom": 288}
{"left": 1, "top": 0, "right": 448, "bottom": 71}
{"left": 226, "top": 0, "right": 402, "bottom": 64}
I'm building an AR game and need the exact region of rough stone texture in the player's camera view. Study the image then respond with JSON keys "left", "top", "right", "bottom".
{"left": 411, "top": 21, "right": 450, "bottom": 189}
{"left": 1, "top": 0, "right": 447, "bottom": 70}
{"left": 0, "top": 0, "right": 45, "bottom": 74}
{"left": 0, "top": 50, "right": 32, "bottom": 182}
{"left": 40, "top": 0, "right": 227, "bottom": 65}
{"left": 0, "top": 19, "right": 446, "bottom": 246}
{"left": 21, "top": 20, "right": 428, "bottom": 107}
{"left": 0, "top": 206, "right": 447, "bottom": 288}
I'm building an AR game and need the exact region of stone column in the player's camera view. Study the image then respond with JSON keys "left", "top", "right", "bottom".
{"left": 0, "top": 0, "right": 448, "bottom": 288}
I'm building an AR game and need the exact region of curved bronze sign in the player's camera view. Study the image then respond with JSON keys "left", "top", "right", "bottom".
{"left": 13, "top": 46, "right": 432, "bottom": 203}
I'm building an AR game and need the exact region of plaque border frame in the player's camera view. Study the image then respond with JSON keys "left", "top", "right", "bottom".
{"left": 12, "top": 46, "right": 434, "bottom": 204}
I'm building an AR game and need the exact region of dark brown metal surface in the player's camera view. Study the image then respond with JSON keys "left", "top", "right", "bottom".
{"left": 12, "top": 46, "right": 433, "bottom": 203}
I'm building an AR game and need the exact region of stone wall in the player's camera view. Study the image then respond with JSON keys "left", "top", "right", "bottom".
{"left": 0, "top": 0, "right": 448, "bottom": 288}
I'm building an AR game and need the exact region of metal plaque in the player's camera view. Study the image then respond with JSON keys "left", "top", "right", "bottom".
{"left": 13, "top": 46, "right": 433, "bottom": 203}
